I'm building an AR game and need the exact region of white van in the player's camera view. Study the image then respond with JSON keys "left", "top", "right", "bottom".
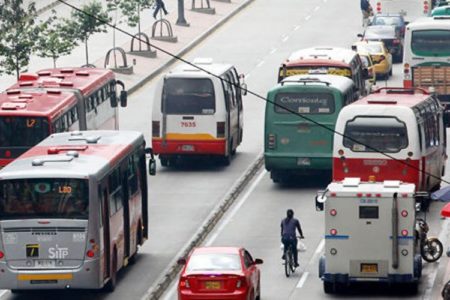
{"left": 152, "top": 59, "right": 246, "bottom": 166}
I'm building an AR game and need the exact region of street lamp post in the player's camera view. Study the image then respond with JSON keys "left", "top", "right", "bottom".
{"left": 176, "top": 0, "right": 190, "bottom": 26}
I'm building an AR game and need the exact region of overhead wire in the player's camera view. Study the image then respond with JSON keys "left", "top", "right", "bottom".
{"left": 56, "top": 0, "right": 450, "bottom": 186}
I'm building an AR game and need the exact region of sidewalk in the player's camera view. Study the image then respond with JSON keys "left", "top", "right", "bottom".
{"left": 0, "top": 0, "right": 254, "bottom": 94}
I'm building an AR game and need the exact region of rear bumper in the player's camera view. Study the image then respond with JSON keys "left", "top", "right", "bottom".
{"left": 179, "top": 289, "right": 248, "bottom": 300}
{"left": 152, "top": 138, "right": 226, "bottom": 155}
{"left": 0, "top": 259, "right": 102, "bottom": 290}
{"left": 323, "top": 273, "right": 417, "bottom": 283}
{"left": 264, "top": 153, "right": 331, "bottom": 172}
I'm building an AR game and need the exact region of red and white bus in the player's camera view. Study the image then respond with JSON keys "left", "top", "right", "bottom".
{"left": 0, "top": 130, "right": 156, "bottom": 291}
{"left": 333, "top": 87, "right": 446, "bottom": 192}
{"left": 0, "top": 68, "right": 127, "bottom": 167}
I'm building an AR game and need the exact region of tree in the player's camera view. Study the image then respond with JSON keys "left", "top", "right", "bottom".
{"left": 35, "top": 13, "right": 78, "bottom": 68}
{"left": 66, "top": 0, "right": 110, "bottom": 67}
{"left": 0, "top": 0, "right": 41, "bottom": 79}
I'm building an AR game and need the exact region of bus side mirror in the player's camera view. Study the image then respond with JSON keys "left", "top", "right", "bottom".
{"left": 110, "top": 92, "right": 118, "bottom": 108}
{"left": 315, "top": 190, "right": 327, "bottom": 211}
{"left": 145, "top": 147, "right": 156, "bottom": 176}
{"left": 239, "top": 74, "right": 248, "bottom": 96}
{"left": 120, "top": 90, "right": 128, "bottom": 107}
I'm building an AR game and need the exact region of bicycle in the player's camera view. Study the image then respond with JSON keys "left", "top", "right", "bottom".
{"left": 282, "top": 236, "right": 304, "bottom": 277}
{"left": 416, "top": 218, "right": 443, "bottom": 262}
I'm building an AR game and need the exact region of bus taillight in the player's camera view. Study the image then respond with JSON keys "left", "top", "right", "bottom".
{"left": 86, "top": 250, "right": 95, "bottom": 258}
{"left": 330, "top": 229, "right": 337, "bottom": 236}
{"left": 217, "top": 122, "right": 225, "bottom": 138}
{"left": 268, "top": 134, "right": 276, "bottom": 149}
{"left": 401, "top": 210, "right": 408, "bottom": 217}
{"left": 152, "top": 121, "right": 160, "bottom": 138}
{"left": 330, "top": 209, "right": 337, "bottom": 216}
{"left": 376, "top": 2, "right": 381, "bottom": 13}
{"left": 0, "top": 251, "right": 4, "bottom": 259}
{"left": 401, "top": 229, "right": 409, "bottom": 236}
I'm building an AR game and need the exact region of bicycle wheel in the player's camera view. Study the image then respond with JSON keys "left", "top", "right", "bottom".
{"left": 421, "top": 237, "right": 443, "bottom": 262}
{"left": 289, "top": 251, "right": 296, "bottom": 273}
{"left": 285, "top": 249, "right": 292, "bottom": 277}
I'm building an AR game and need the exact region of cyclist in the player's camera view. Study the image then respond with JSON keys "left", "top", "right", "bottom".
{"left": 281, "top": 209, "right": 304, "bottom": 267}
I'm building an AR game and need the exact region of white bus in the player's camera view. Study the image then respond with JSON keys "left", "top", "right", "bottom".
{"left": 317, "top": 178, "right": 421, "bottom": 293}
{"left": 374, "top": 0, "right": 432, "bottom": 20}
{"left": 152, "top": 59, "right": 246, "bottom": 166}
{"left": 403, "top": 17, "right": 450, "bottom": 103}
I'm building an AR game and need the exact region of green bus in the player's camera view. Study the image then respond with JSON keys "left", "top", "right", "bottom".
{"left": 264, "top": 74, "right": 357, "bottom": 183}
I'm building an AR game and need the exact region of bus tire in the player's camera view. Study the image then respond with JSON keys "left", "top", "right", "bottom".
{"left": 160, "top": 156, "right": 168, "bottom": 167}
{"left": 323, "top": 281, "right": 334, "bottom": 294}
{"left": 105, "top": 250, "right": 117, "bottom": 292}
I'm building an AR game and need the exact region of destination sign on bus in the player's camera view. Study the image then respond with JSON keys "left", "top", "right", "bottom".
{"left": 274, "top": 92, "right": 335, "bottom": 114}
{"left": 279, "top": 67, "right": 352, "bottom": 78}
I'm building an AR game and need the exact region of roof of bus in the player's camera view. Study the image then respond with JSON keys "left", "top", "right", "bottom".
{"left": 0, "top": 130, "right": 144, "bottom": 180}
{"left": 407, "top": 16, "right": 450, "bottom": 29}
{"left": 168, "top": 60, "right": 234, "bottom": 77}
{"left": 0, "top": 89, "right": 77, "bottom": 118}
{"left": 275, "top": 74, "right": 354, "bottom": 92}
{"left": 8, "top": 68, "right": 115, "bottom": 97}
{"left": 350, "top": 88, "right": 431, "bottom": 108}
{"left": 287, "top": 47, "right": 357, "bottom": 64}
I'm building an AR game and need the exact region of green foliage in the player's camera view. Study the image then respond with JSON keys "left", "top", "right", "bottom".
{"left": 109, "top": 0, "right": 155, "bottom": 28}
{"left": 35, "top": 12, "right": 78, "bottom": 68}
{"left": 0, "top": 0, "right": 41, "bottom": 78}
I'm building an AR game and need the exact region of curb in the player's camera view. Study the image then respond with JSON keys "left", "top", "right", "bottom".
{"left": 36, "top": 1, "right": 61, "bottom": 15}
{"left": 127, "top": 0, "right": 255, "bottom": 95}
{"left": 143, "top": 154, "right": 264, "bottom": 300}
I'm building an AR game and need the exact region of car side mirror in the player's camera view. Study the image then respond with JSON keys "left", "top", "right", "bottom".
{"left": 254, "top": 258, "right": 263, "bottom": 265}
{"left": 120, "top": 90, "right": 128, "bottom": 107}
{"left": 110, "top": 91, "right": 118, "bottom": 108}
{"left": 315, "top": 190, "right": 327, "bottom": 211}
{"left": 177, "top": 258, "right": 187, "bottom": 265}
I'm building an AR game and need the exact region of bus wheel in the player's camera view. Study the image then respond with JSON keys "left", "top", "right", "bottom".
{"left": 323, "top": 281, "right": 335, "bottom": 294}
{"left": 129, "top": 227, "right": 142, "bottom": 265}
{"left": 270, "top": 171, "right": 281, "bottom": 183}
{"left": 105, "top": 251, "right": 117, "bottom": 292}
{"left": 160, "top": 157, "right": 168, "bottom": 167}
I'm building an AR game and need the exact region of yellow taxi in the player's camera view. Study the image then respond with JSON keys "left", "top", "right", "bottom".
{"left": 352, "top": 41, "right": 392, "bottom": 79}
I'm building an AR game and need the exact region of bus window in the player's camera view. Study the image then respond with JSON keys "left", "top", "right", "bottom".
{"left": 0, "top": 116, "right": 49, "bottom": 147}
{"left": 412, "top": 30, "right": 450, "bottom": 56}
{"left": 0, "top": 179, "right": 88, "bottom": 219}
{"left": 162, "top": 78, "right": 215, "bottom": 115}
{"left": 127, "top": 154, "right": 139, "bottom": 196}
{"left": 343, "top": 117, "right": 408, "bottom": 153}
{"left": 274, "top": 92, "right": 335, "bottom": 114}
{"left": 109, "top": 168, "right": 123, "bottom": 214}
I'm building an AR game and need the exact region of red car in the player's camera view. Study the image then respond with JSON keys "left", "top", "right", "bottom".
{"left": 177, "top": 247, "right": 263, "bottom": 300}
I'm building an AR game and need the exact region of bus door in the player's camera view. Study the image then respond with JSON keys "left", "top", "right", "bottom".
{"left": 101, "top": 186, "right": 111, "bottom": 280}
{"left": 231, "top": 68, "right": 244, "bottom": 144}
{"left": 120, "top": 161, "right": 131, "bottom": 259}
{"left": 71, "top": 90, "right": 88, "bottom": 130}
{"left": 222, "top": 73, "right": 238, "bottom": 151}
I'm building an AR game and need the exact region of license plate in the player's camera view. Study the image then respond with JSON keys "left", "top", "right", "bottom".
{"left": 205, "top": 281, "right": 221, "bottom": 290}
{"left": 297, "top": 158, "right": 311, "bottom": 166}
{"left": 361, "top": 263, "right": 378, "bottom": 273}
{"left": 181, "top": 145, "right": 195, "bottom": 152}
{"left": 34, "top": 260, "right": 55, "bottom": 268}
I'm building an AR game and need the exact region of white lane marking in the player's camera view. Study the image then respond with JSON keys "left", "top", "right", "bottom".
{"left": 256, "top": 60, "right": 265, "bottom": 68}
{"left": 270, "top": 48, "right": 277, "bottom": 54}
{"left": 163, "top": 169, "right": 268, "bottom": 300}
{"left": 305, "top": 15, "right": 311, "bottom": 21}
{"left": 294, "top": 25, "right": 301, "bottom": 31}
{"left": 296, "top": 239, "right": 325, "bottom": 289}
{"left": 423, "top": 219, "right": 449, "bottom": 299}
{"left": 0, "top": 290, "right": 8, "bottom": 298}
{"left": 296, "top": 272, "right": 309, "bottom": 288}
{"left": 314, "top": 6, "right": 320, "bottom": 11}
{"left": 206, "top": 169, "right": 267, "bottom": 246}
{"left": 282, "top": 36, "right": 289, "bottom": 43}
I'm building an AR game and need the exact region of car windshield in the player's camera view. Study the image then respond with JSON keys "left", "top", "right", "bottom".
{"left": 0, "top": 116, "right": 49, "bottom": 148}
{"left": 343, "top": 117, "right": 408, "bottom": 153}
{"left": 187, "top": 253, "right": 241, "bottom": 272}
{"left": 0, "top": 178, "right": 89, "bottom": 220}
{"left": 411, "top": 30, "right": 450, "bottom": 56}
{"left": 357, "top": 44, "right": 383, "bottom": 54}
{"left": 162, "top": 78, "right": 215, "bottom": 115}
{"left": 373, "top": 16, "right": 401, "bottom": 26}
{"left": 365, "top": 26, "right": 396, "bottom": 39}
{"left": 274, "top": 92, "right": 335, "bottom": 114}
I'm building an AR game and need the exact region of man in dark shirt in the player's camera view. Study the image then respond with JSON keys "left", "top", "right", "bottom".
{"left": 281, "top": 209, "right": 304, "bottom": 267}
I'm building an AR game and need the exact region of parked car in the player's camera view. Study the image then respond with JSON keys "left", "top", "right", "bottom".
{"left": 352, "top": 40, "right": 393, "bottom": 79}
{"left": 358, "top": 25, "right": 404, "bottom": 62}
{"left": 177, "top": 247, "right": 263, "bottom": 300}
{"left": 370, "top": 13, "right": 408, "bottom": 37}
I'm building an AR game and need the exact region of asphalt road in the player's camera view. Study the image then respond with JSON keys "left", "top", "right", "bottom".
{"left": 2, "top": 0, "right": 448, "bottom": 299}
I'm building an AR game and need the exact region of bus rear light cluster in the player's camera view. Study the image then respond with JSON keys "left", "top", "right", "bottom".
{"left": 401, "top": 229, "right": 408, "bottom": 236}
{"left": 376, "top": 2, "right": 381, "bottom": 13}
{"left": 217, "top": 122, "right": 225, "bottom": 138}
{"left": 338, "top": 149, "right": 344, "bottom": 156}
{"left": 401, "top": 210, "right": 408, "bottom": 217}
{"left": 330, "top": 229, "right": 337, "bottom": 236}
{"left": 86, "top": 239, "right": 97, "bottom": 259}
{"left": 330, "top": 209, "right": 337, "bottom": 216}
{"left": 0, "top": 251, "right": 4, "bottom": 259}
{"left": 86, "top": 250, "right": 95, "bottom": 258}
{"left": 268, "top": 134, "right": 276, "bottom": 149}
{"left": 152, "top": 121, "right": 160, "bottom": 138}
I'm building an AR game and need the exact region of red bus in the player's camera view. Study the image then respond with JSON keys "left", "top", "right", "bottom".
{"left": 0, "top": 68, "right": 127, "bottom": 167}
{"left": 333, "top": 87, "right": 447, "bottom": 192}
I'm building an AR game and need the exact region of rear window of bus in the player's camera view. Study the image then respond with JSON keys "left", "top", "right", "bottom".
{"left": 274, "top": 92, "right": 335, "bottom": 114}
{"left": 162, "top": 78, "right": 215, "bottom": 115}
{"left": 411, "top": 30, "right": 450, "bottom": 56}
{"left": 343, "top": 116, "right": 408, "bottom": 153}
{"left": 0, "top": 116, "right": 49, "bottom": 147}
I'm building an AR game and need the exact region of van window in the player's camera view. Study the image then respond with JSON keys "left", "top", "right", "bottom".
{"left": 162, "top": 78, "right": 215, "bottom": 115}
{"left": 343, "top": 116, "right": 408, "bottom": 153}
{"left": 274, "top": 92, "right": 335, "bottom": 114}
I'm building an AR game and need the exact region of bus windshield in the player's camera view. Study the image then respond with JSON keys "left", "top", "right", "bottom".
{"left": 411, "top": 30, "right": 450, "bottom": 56}
{"left": 274, "top": 92, "right": 335, "bottom": 114}
{"left": 343, "top": 117, "right": 408, "bottom": 153}
{"left": 0, "top": 117, "right": 49, "bottom": 147}
{"left": 163, "top": 78, "right": 215, "bottom": 115}
{"left": 0, "top": 179, "right": 89, "bottom": 220}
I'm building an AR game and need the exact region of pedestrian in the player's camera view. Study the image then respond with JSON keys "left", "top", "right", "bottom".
{"left": 360, "top": 0, "right": 372, "bottom": 27}
{"left": 153, "top": 0, "right": 168, "bottom": 19}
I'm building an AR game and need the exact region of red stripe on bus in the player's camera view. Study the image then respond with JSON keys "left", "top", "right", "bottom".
{"left": 152, "top": 139, "right": 226, "bottom": 155}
